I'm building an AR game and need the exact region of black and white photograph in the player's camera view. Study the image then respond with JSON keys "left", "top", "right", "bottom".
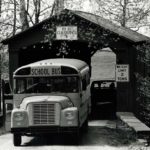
{"left": 0, "top": 0, "right": 150, "bottom": 149}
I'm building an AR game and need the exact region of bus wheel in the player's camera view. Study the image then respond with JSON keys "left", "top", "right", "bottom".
{"left": 13, "top": 134, "right": 21, "bottom": 146}
{"left": 69, "top": 129, "right": 80, "bottom": 145}
{"left": 82, "top": 118, "right": 88, "bottom": 132}
{"left": 72, "top": 131, "right": 79, "bottom": 145}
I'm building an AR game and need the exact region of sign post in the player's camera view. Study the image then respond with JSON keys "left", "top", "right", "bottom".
{"left": 116, "top": 64, "right": 129, "bottom": 82}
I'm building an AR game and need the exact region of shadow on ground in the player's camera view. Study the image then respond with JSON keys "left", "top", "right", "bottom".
{"left": 22, "top": 126, "right": 136, "bottom": 147}
{"left": 21, "top": 106, "right": 136, "bottom": 147}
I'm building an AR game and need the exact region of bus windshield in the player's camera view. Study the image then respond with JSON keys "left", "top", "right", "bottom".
{"left": 15, "top": 76, "right": 79, "bottom": 94}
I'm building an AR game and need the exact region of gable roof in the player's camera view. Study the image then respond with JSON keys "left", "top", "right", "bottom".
{"left": 72, "top": 10, "right": 150, "bottom": 43}
{"left": 2, "top": 9, "right": 150, "bottom": 44}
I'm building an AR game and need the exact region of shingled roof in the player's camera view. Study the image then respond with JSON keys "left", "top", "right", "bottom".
{"left": 2, "top": 9, "right": 150, "bottom": 44}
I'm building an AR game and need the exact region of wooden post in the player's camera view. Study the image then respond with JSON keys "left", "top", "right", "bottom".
{"left": 2, "top": 80, "right": 5, "bottom": 124}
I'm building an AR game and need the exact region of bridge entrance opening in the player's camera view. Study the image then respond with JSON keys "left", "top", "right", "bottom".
{"left": 91, "top": 48, "right": 117, "bottom": 119}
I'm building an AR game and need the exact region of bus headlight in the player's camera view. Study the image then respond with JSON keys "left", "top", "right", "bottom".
{"left": 11, "top": 109, "right": 28, "bottom": 128}
{"left": 14, "top": 112, "right": 25, "bottom": 121}
{"left": 61, "top": 107, "right": 78, "bottom": 126}
{"left": 65, "top": 111, "right": 74, "bottom": 120}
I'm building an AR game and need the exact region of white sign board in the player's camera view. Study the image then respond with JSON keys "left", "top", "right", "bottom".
{"left": 116, "top": 65, "right": 129, "bottom": 82}
{"left": 56, "top": 26, "right": 77, "bottom": 40}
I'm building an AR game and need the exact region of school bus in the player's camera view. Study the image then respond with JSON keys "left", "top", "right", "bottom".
{"left": 11, "top": 58, "right": 91, "bottom": 146}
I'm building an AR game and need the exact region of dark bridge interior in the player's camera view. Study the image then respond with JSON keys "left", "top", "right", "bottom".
{"left": 19, "top": 41, "right": 93, "bottom": 69}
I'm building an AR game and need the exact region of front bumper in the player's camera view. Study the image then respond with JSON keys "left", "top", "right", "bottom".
{"left": 11, "top": 126, "right": 79, "bottom": 135}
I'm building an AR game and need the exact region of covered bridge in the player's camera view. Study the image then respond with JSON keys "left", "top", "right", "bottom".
{"left": 1, "top": 9, "right": 150, "bottom": 121}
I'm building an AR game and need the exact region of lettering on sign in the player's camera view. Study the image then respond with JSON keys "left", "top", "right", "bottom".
{"left": 31, "top": 67, "right": 61, "bottom": 76}
{"left": 116, "top": 65, "right": 129, "bottom": 82}
{"left": 51, "top": 68, "right": 61, "bottom": 75}
{"left": 56, "top": 26, "right": 78, "bottom": 40}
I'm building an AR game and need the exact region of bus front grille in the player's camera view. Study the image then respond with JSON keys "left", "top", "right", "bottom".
{"left": 33, "top": 103, "right": 56, "bottom": 125}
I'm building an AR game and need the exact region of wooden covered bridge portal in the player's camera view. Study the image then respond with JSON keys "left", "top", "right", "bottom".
{"left": 2, "top": 9, "right": 150, "bottom": 116}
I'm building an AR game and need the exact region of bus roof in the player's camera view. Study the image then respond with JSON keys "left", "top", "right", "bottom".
{"left": 14, "top": 58, "right": 88, "bottom": 75}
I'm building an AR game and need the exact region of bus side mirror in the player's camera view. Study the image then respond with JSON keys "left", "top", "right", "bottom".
{"left": 82, "top": 79, "right": 87, "bottom": 91}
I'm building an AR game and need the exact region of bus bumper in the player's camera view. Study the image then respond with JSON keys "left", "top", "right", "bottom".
{"left": 11, "top": 126, "right": 79, "bottom": 135}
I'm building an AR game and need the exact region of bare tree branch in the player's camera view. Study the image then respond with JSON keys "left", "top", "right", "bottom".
{"left": 26, "top": 10, "right": 35, "bottom": 25}
{"left": 95, "top": 0, "right": 150, "bottom": 30}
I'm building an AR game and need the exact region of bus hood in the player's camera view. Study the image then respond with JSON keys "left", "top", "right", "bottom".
{"left": 20, "top": 95, "right": 72, "bottom": 109}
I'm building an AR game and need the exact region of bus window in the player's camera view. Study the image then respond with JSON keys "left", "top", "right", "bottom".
{"left": 86, "top": 72, "right": 90, "bottom": 85}
{"left": 82, "top": 79, "right": 87, "bottom": 91}
{"left": 15, "top": 76, "right": 79, "bottom": 94}
{"left": 52, "top": 78, "right": 64, "bottom": 92}
{"left": 27, "top": 78, "right": 33, "bottom": 89}
{"left": 66, "top": 76, "right": 79, "bottom": 92}
{"left": 16, "top": 79, "right": 26, "bottom": 94}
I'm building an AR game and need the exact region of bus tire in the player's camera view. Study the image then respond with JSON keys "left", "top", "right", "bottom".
{"left": 13, "top": 134, "right": 21, "bottom": 146}
{"left": 73, "top": 131, "right": 80, "bottom": 145}
{"left": 69, "top": 129, "right": 80, "bottom": 145}
{"left": 82, "top": 118, "right": 88, "bottom": 132}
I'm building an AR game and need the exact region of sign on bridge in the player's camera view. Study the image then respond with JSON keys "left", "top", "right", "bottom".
{"left": 116, "top": 64, "right": 129, "bottom": 82}
{"left": 56, "top": 26, "right": 78, "bottom": 40}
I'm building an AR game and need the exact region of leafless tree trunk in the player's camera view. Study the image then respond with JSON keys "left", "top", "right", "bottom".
{"left": 51, "top": 0, "right": 64, "bottom": 15}
{"left": 20, "top": 0, "right": 29, "bottom": 31}
{"left": 122, "top": 0, "right": 127, "bottom": 27}
{"left": 33, "top": 0, "right": 41, "bottom": 24}
{"left": 0, "top": 0, "right": 2, "bottom": 17}
{"left": 13, "top": 0, "right": 17, "bottom": 35}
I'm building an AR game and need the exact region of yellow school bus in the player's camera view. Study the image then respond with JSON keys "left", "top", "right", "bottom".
{"left": 11, "top": 58, "right": 91, "bottom": 146}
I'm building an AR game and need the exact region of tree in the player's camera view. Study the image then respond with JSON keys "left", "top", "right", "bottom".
{"left": 33, "top": 0, "right": 41, "bottom": 24}
{"left": 65, "top": 0, "right": 84, "bottom": 11}
{"left": 20, "top": 0, "right": 29, "bottom": 31}
{"left": 0, "top": 0, "right": 55, "bottom": 39}
{"left": 94, "top": 0, "right": 150, "bottom": 29}
{"left": 51, "top": 0, "right": 64, "bottom": 15}
{"left": 13, "top": 0, "right": 17, "bottom": 35}
{"left": 0, "top": 0, "right": 19, "bottom": 38}
{"left": 0, "top": 0, "right": 1, "bottom": 17}
{"left": 26, "top": 0, "right": 53, "bottom": 25}
{"left": 0, "top": 0, "right": 54, "bottom": 78}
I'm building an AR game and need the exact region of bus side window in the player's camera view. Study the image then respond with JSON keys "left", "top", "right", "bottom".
{"left": 16, "top": 79, "right": 26, "bottom": 94}
{"left": 82, "top": 79, "right": 87, "bottom": 91}
{"left": 86, "top": 72, "right": 90, "bottom": 85}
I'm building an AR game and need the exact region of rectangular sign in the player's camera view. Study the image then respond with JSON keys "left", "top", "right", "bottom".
{"left": 31, "top": 67, "right": 61, "bottom": 76}
{"left": 56, "top": 26, "right": 78, "bottom": 40}
{"left": 116, "top": 64, "right": 129, "bottom": 82}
